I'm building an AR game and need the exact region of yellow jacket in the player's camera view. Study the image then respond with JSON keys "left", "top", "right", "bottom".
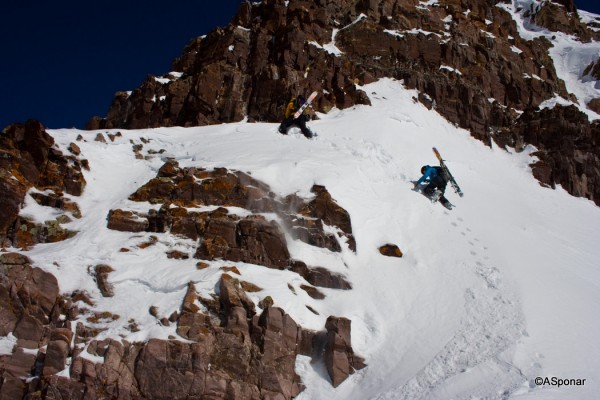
{"left": 284, "top": 98, "right": 298, "bottom": 119}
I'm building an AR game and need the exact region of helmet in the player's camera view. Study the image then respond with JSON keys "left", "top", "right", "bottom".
{"left": 296, "top": 95, "right": 306, "bottom": 106}
{"left": 421, "top": 165, "right": 428, "bottom": 174}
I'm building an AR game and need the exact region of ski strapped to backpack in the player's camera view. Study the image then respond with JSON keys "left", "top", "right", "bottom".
{"left": 293, "top": 91, "right": 318, "bottom": 119}
{"left": 432, "top": 147, "right": 464, "bottom": 197}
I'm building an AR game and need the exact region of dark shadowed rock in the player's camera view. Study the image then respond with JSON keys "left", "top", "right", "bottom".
{"left": 219, "top": 273, "right": 257, "bottom": 318}
{"left": 0, "top": 120, "right": 85, "bottom": 248}
{"left": 301, "top": 185, "right": 356, "bottom": 251}
{"left": 1, "top": 264, "right": 363, "bottom": 399}
{"left": 379, "top": 244, "right": 403, "bottom": 258}
{"left": 94, "top": 264, "right": 115, "bottom": 297}
{"left": 106, "top": 209, "right": 149, "bottom": 232}
{"left": 503, "top": 105, "right": 600, "bottom": 205}
{"left": 290, "top": 261, "right": 352, "bottom": 290}
{"left": 42, "top": 339, "right": 70, "bottom": 376}
{"left": 324, "top": 316, "right": 366, "bottom": 387}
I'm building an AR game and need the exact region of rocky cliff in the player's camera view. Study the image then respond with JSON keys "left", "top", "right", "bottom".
{"left": 86, "top": 0, "right": 600, "bottom": 205}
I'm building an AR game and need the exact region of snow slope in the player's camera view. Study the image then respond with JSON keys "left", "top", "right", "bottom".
{"left": 5, "top": 77, "right": 597, "bottom": 399}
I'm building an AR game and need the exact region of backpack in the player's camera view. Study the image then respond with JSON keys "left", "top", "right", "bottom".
{"left": 294, "top": 96, "right": 306, "bottom": 108}
{"left": 434, "top": 166, "right": 450, "bottom": 182}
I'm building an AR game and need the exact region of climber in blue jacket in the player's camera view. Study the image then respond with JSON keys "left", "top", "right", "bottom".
{"left": 414, "top": 165, "right": 452, "bottom": 209}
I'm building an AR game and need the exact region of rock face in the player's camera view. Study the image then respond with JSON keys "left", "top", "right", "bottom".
{"left": 85, "top": 0, "right": 600, "bottom": 205}
{"left": 0, "top": 120, "right": 86, "bottom": 248}
{"left": 495, "top": 105, "right": 600, "bottom": 202}
{"left": 112, "top": 161, "right": 356, "bottom": 260}
{"left": 0, "top": 252, "right": 64, "bottom": 398}
{"left": 0, "top": 254, "right": 364, "bottom": 399}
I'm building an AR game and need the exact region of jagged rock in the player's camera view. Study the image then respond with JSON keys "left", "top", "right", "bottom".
{"left": 42, "top": 339, "right": 70, "bottom": 376}
{"left": 68, "top": 142, "right": 81, "bottom": 155}
{"left": 0, "top": 254, "right": 72, "bottom": 398}
{"left": 379, "top": 243, "right": 403, "bottom": 257}
{"left": 300, "top": 284, "right": 326, "bottom": 299}
{"left": 13, "top": 313, "right": 44, "bottom": 343}
{"left": 219, "top": 273, "right": 257, "bottom": 318}
{"left": 0, "top": 253, "right": 59, "bottom": 336}
{"left": 94, "top": 264, "right": 114, "bottom": 297}
{"left": 29, "top": 192, "right": 81, "bottom": 218}
{"left": 106, "top": 209, "right": 149, "bottom": 232}
{"left": 284, "top": 213, "right": 342, "bottom": 252}
{"left": 324, "top": 316, "right": 366, "bottom": 387}
{"left": 94, "top": 132, "right": 107, "bottom": 142}
{"left": 507, "top": 105, "right": 600, "bottom": 205}
{"left": 587, "top": 98, "right": 600, "bottom": 114}
{"left": 529, "top": 0, "right": 591, "bottom": 41}
{"left": 131, "top": 165, "right": 276, "bottom": 211}
{"left": 301, "top": 185, "right": 356, "bottom": 251}
{"left": 166, "top": 250, "right": 189, "bottom": 259}
{"left": 126, "top": 165, "right": 356, "bottom": 255}
{"left": 584, "top": 59, "right": 600, "bottom": 80}
{"left": 259, "top": 295, "right": 274, "bottom": 310}
{"left": 191, "top": 211, "right": 291, "bottom": 269}
{"left": 0, "top": 120, "right": 85, "bottom": 247}
{"left": 9, "top": 217, "right": 77, "bottom": 250}
{"left": 1, "top": 348, "right": 37, "bottom": 398}
{"left": 1, "top": 266, "right": 363, "bottom": 398}
{"left": 290, "top": 260, "right": 352, "bottom": 290}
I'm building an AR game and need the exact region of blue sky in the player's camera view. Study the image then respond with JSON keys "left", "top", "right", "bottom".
{"left": 1, "top": 0, "right": 599, "bottom": 130}
{"left": 576, "top": 0, "right": 600, "bottom": 14}
{"left": 0, "top": 1, "right": 242, "bottom": 129}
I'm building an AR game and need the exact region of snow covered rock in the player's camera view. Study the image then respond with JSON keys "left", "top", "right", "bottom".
{"left": 0, "top": 121, "right": 86, "bottom": 247}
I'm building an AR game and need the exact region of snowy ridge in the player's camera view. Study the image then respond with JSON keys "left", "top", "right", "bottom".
{"left": 11, "top": 78, "right": 599, "bottom": 399}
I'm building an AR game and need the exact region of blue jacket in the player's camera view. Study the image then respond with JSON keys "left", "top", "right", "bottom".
{"left": 416, "top": 165, "right": 440, "bottom": 186}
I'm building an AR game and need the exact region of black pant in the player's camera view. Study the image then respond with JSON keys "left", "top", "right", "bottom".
{"left": 424, "top": 176, "right": 450, "bottom": 206}
{"left": 278, "top": 115, "right": 312, "bottom": 138}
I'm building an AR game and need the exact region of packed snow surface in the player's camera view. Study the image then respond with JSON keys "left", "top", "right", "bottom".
{"left": 8, "top": 78, "right": 598, "bottom": 399}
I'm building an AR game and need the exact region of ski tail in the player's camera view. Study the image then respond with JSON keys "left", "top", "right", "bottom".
{"left": 432, "top": 147, "right": 464, "bottom": 197}
{"left": 293, "top": 91, "right": 318, "bottom": 119}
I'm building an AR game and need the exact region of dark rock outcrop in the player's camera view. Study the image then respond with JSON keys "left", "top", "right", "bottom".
{"left": 0, "top": 252, "right": 67, "bottom": 398}
{"left": 290, "top": 260, "right": 352, "bottom": 290}
{"left": 379, "top": 244, "right": 403, "bottom": 258}
{"left": 0, "top": 267, "right": 363, "bottom": 399}
{"left": 114, "top": 162, "right": 356, "bottom": 258}
{"left": 0, "top": 120, "right": 86, "bottom": 248}
{"left": 325, "top": 316, "right": 366, "bottom": 387}
{"left": 495, "top": 105, "right": 600, "bottom": 203}
{"left": 94, "top": 264, "right": 115, "bottom": 297}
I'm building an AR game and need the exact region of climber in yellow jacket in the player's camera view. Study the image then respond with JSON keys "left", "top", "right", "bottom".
{"left": 278, "top": 95, "right": 314, "bottom": 138}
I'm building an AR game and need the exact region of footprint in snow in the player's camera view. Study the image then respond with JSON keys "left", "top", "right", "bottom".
{"left": 393, "top": 262, "right": 525, "bottom": 400}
